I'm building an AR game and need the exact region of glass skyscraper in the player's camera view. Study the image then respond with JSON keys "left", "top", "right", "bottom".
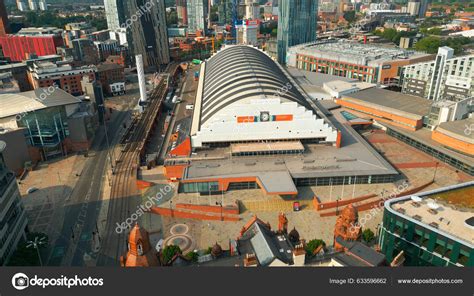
{"left": 277, "top": 0, "right": 318, "bottom": 64}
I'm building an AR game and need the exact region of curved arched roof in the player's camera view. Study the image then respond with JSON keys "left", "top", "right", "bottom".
{"left": 200, "top": 46, "right": 312, "bottom": 125}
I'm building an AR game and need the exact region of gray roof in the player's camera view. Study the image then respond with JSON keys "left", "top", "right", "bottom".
{"left": 436, "top": 117, "right": 474, "bottom": 145}
{"left": 335, "top": 237, "right": 386, "bottom": 266}
{"left": 286, "top": 67, "right": 358, "bottom": 88}
{"left": 200, "top": 46, "right": 312, "bottom": 125}
{"left": 0, "top": 88, "right": 82, "bottom": 119}
{"left": 240, "top": 220, "right": 293, "bottom": 266}
{"left": 343, "top": 88, "right": 432, "bottom": 118}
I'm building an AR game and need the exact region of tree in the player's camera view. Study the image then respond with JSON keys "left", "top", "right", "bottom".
{"left": 362, "top": 229, "right": 375, "bottom": 243}
{"left": 185, "top": 251, "right": 199, "bottom": 263}
{"left": 414, "top": 36, "right": 443, "bottom": 54}
{"left": 305, "top": 239, "right": 326, "bottom": 257}
{"left": 161, "top": 245, "right": 181, "bottom": 265}
{"left": 343, "top": 11, "right": 356, "bottom": 23}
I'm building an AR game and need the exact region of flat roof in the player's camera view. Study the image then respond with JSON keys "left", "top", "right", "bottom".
{"left": 231, "top": 141, "right": 304, "bottom": 154}
{"left": 387, "top": 182, "right": 474, "bottom": 248}
{"left": 343, "top": 88, "right": 432, "bottom": 118}
{"left": 0, "top": 88, "right": 81, "bottom": 119}
{"left": 384, "top": 123, "right": 474, "bottom": 167}
{"left": 436, "top": 118, "right": 474, "bottom": 146}
{"left": 181, "top": 108, "right": 398, "bottom": 182}
{"left": 289, "top": 40, "right": 430, "bottom": 67}
{"left": 286, "top": 67, "right": 358, "bottom": 88}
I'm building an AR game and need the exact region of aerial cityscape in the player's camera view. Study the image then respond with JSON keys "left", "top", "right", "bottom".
{"left": 0, "top": 0, "right": 472, "bottom": 293}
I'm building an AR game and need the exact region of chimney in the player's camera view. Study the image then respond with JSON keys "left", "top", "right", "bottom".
{"left": 243, "top": 253, "right": 258, "bottom": 267}
{"left": 293, "top": 243, "right": 306, "bottom": 266}
{"left": 135, "top": 54, "right": 147, "bottom": 110}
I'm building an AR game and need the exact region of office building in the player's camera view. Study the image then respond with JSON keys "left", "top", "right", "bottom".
{"left": 0, "top": 0, "right": 9, "bottom": 36}
{"left": 125, "top": 0, "right": 170, "bottom": 68}
{"left": 104, "top": 0, "right": 127, "bottom": 31}
{"left": 277, "top": 0, "right": 318, "bottom": 64}
{"left": 288, "top": 40, "right": 434, "bottom": 85}
{"left": 218, "top": 0, "right": 235, "bottom": 25}
{"left": 176, "top": 0, "right": 188, "bottom": 26}
{"left": 244, "top": 0, "right": 259, "bottom": 20}
{"left": 187, "top": 0, "right": 208, "bottom": 35}
{"left": 380, "top": 181, "right": 473, "bottom": 267}
{"left": 402, "top": 47, "right": 474, "bottom": 102}
{"left": 236, "top": 20, "right": 258, "bottom": 46}
{"left": 0, "top": 141, "right": 28, "bottom": 266}
{"left": 407, "top": 1, "right": 420, "bottom": 16}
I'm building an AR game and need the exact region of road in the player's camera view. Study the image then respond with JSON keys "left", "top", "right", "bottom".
{"left": 46, "top": 101, "right": 133, "bottom": 266}
{"left": 96, "top": 76, "right": 170, "bottom": 266}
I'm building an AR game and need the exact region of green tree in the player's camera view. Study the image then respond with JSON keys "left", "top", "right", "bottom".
{"left": 362, "top": 229, "right": 375, "bottom": 243}
{"left": 414, "top": 36, "right": 443, "bottom": 54}
{"left": 343, "top": 11, "right": 356, "bottom": 23}
{"left": 161, "top": 245, "right": 182, "bottom": 265}
{"left": 305, "top": 239, "right": 326, "bottom": 257}
{"left": 185, "top": 251, "right": 199, "bottom": 263}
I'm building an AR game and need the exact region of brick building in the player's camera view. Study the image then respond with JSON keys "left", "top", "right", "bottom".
{"left": 27, "top": 61, "right": 96, "bottom": 96}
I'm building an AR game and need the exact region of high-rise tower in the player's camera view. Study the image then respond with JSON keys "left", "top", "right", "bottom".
{"left": 277, "top": 0, "right": 318, "bottom": 64}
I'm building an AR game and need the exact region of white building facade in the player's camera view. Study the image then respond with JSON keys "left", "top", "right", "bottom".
{"left": 402, "top": 47, "right": 474, "bottom": 102}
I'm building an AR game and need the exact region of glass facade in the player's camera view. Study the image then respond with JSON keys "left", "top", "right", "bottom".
{"left": 17, "top": 107, "right": 69, "bottom": 158}
{"left": 380, "top": 208, "right": 473, "bottom": 267}
{"left": 277, "top": 0, "right": 318, "bottom": 64}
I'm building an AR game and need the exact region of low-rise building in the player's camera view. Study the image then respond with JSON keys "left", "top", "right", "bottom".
{"left": 0, "top": 88, "right": 98, "bottom": 162}
{"left": 380, "top": 181, "right": 474, "bottom": 266}
{"left": 27, "top": 61, "right": 96, "bottom": 96}
{"left": 96, "top": 62, "right": 125, "bottom": 96}
{"left": 287, "top": 39, "right": 434, "bottom": 85}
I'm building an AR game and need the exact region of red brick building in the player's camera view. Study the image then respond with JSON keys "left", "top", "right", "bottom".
{"left": 27, "top": 61, "right": 96, "bottom": 96}
{"left": 96, "top": 62, "right": 125, "bottom": 95}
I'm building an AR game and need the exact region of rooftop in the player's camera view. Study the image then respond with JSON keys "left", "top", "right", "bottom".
{"left": 288, "top": 40, "right": 430, "bottom": 66}
{"left": 387, "top": 181, "right": 474, "bottom": 248}
{"left": 383, "top": 123, "right": 474, "bottom": 167}
{"left": 436, "top": 118, "right": 474, "bottom": 146}
{"left": 0, "top": 88, "right": 82, "bottom": 119}
{"left": 182, "top": 107, "right": 398, "bottom": 182}
{"left": 343, "top": 88, "right": 432, "bottom": 118}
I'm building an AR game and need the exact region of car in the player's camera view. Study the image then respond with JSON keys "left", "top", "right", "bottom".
{"left": 186, "top": 104, "right": 194, "bottom": 110}
{"left": 27, "top": 187, "right": 39, "bottom": 194}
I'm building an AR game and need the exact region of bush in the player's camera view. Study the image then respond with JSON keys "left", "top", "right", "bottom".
{"left": 305, "top": 239, "right": 326, "bottom": 257}
{"left": 161, "top": 245, "right": 182, "bottom": 265}
{"left": 362, "top": 229, "right": 375, "bottom": 243}
{"left": 185, "top": 251, "right": 199, "bottom": 263}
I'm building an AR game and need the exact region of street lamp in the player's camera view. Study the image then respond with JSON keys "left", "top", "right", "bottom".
{"left": 216, "top": 201, "right": 223, "bottom": 221}
{"left": 27, "top": 236, "right": 47, "bottom": 266}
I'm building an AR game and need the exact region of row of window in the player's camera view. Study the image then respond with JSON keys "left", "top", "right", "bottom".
{"left": 387, "top": 129, "right": 473, "bottom": 175}
{"left": 382, "top": 210, "right": 472, "bottom": 266}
